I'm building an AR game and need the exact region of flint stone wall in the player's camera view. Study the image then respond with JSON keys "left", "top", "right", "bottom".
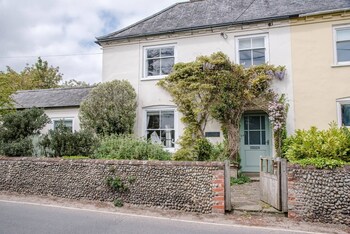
{"left": 0, "top": 157, "right": 225, "bottom": 213}
{"left": 288, "top": 164, "right": 350, "bottom": 225}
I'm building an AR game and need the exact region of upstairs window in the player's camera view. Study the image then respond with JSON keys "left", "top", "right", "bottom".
{"left": 236, "top": 35, "right": 268, "bottom": 67}
{"left": 144, "top": 45, "right": 175, "bottom": 78}
{"left": 334, "top": 26, "right": 350, "bottom": 64}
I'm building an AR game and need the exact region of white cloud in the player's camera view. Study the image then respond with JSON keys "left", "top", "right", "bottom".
{"left": 0, "top": 0, "right": 186, "bottom": 84}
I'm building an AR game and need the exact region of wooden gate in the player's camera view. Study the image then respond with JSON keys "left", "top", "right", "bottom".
{"left": 260, "top": 157, "right": 288, "bottom": 212}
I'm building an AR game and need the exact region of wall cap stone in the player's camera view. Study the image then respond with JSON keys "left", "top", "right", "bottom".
{"left": 0, "top": 156, "right": 225, "bottom": 168}
{"left": 287, "top": 162, "right": 350, "bottom": 171}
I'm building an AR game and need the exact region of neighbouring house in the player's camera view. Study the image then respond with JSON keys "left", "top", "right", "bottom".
{"left": 96, "top": 0, "right": 350, "bottom": 172}
{"left": 11, "top": 87, "right": 92, "bottom": 133}
{"left": 289, "top": 8, "right": 350, "bottom": 130}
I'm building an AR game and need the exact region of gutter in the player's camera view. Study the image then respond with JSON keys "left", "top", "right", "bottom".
{"left": 299, "top": 7, "right": 350, "bottom": 17}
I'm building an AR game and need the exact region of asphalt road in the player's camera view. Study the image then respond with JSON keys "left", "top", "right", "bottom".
{"left": 0, "top": 200, "right": 315, "bottom": 234}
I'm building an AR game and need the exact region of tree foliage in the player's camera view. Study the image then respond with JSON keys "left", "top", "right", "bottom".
{"left": 159, "top": 52, "right": 286, "bottom": 162}
{"left": 60, "top": 79, "right": 95, "bottom": 88}
{"left": 0, "top": 108, "right": 50, "bottom": 156}
{"left": 0, "top": 57, "right": 63, "bottom": 113}
{"left": 79, "top": 80, "right": 137, "bottom": 136}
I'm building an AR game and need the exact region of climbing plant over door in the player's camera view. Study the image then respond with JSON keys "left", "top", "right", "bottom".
{"left": 158, "top": 52, "right": 287, "bottom": 162}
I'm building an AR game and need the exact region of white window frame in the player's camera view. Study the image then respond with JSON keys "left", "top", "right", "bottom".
{"left": 333, "top": 25, "right": 350, "bottom": 66}
{"left": 142, "top": 44, "right": 176, "bottom": 80}
{"left": 336, "top": 97, "right": 350, "bottom": 127}
{"left": 143, "top": 106, "right": 178, "bottom": 152}
{"left": 51, "top": 117, "right": 74, "bottom": 132}
{"left": 235, "top": 34, "right": 269, "bottom": 67}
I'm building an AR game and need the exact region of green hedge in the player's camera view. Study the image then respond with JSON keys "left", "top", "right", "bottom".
{"left": 283, "top": 124, "right": 350, "bottom": 168}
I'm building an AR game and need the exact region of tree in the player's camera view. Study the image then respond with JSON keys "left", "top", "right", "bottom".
{"left": 0, "top": 74, "right": 16, "bottom": 114}
{"left": 0, "top": 108, "right": 50, "bottom": 156}
{"left": 60, "top": 79, "right": 95, "bottom": 88}
{"left": 0, "top": 58, "right": 63, "bottom": 113}
{"left": 159, "top": 52, "right": 286, "bottom": 162}
{"left": 79, "top": 80, "right": 137, "bottom": 136}
{"left": 24, "top": 57, "right": 62, "bottom": 89}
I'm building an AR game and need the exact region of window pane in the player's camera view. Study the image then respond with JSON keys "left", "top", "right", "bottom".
{"left": 261, "top": 116, "right": 265, "bottom": 130}
{"left": 239, "top": 38, "right": 251, "bottom": 49}
{"left": 147, "top": 48, "right": 160, "bottom": 58}
{"left": 64, "top": 120, "right": 73, "bottom": 131}
{"left": 147, "top": 111, "right": 160, "bottom": 129}
{"left": 262, "top": 131, "right": 266, "bottom": 145}
{"left": 249, "top": 131, "right": 261, "bottom": 145}
{"left": 337, "top": 28, "right": 350, "bottom": 41}
{"left": 337, "top": 41, "right": 350, "bottom": 62}
{"left": 147, "top": 130, "right": 161, "bottom": 144}
{"left": 249, "top": 116, "right": 261, "bottom": 130}
{"left": 252, "top": 37, "right": 264, "bottom": 48}
{"left": 341, "top": 104, "right": 350, "bottom": 126}
{"left": 244, "top": 131, "right": 249, "bottom": 145}
{"left": 161, "top": 58, "right": 174, "bottom": 75}
{"left": 161, "top": 130, "right": 175, "bottom": 148}
{"left": 161, "top": 111, "right": 174, "bottom": 129}
{"left": 147, "top": 59, "right": 160, "bottom": 76}
{"left": 161, "top": 47, "right": 174, "bottom": 57}
{"left": 253, "top": 49, "right": 266, "bottom": 65}
{"left": 244, "top": 116, "right": 249, "bottom": 130}
{"left": 239, "top": 50, "right": 252, "bottom": 67}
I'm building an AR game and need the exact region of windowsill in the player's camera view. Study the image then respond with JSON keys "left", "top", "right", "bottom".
{"left": 140, "top": 75, "right": 167, "bottom": 81}
{"left": 331, "top": 63, "right": 350, "bottom": 68}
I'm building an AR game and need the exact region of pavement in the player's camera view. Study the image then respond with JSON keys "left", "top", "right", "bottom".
{"left": 0, "top": 192, "right": 349, "bottom": 234}
{"left": 231, "top": 179, "right": 284, "bottom": 214}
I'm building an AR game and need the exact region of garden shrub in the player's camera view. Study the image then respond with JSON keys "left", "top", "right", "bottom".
{"left": 0, "top": 108, "right": 50, "bottom": 156}
{"left": 94, "top": 134, "right": 171, "bottom": 161}
{"left": 40, "top": 122, "right": 99, "bottom": 157}
{"left": 173, "top": 138, "right": 228, "bottom": 162}
{"left": 284, "top": 123, "right": 350, "bottom": 168}
{"left": 79, "top": 80, "right": 137, "bottom": 136}
{"left": 1, "top": 137, "right": 33, "bottom": 157}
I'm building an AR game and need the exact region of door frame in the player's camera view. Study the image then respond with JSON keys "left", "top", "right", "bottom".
{"left": 239, "top": 112, "right": 272, "bottom": 172}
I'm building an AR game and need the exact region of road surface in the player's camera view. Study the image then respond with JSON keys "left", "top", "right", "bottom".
{"left": 0, "top": 200, "right": 318, "bottom": 234}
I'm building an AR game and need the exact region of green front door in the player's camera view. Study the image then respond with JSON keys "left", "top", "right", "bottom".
{"left": 240, "top": 114, "right": 271, "bottom": 172}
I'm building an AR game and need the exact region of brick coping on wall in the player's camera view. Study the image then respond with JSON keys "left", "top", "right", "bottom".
{"left": 0, "top": 156, "right": 225, "bottom": 168}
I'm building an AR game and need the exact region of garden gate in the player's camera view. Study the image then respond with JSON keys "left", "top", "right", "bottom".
{"left": 260, "top": 157, "right": 288, "bottom": 212}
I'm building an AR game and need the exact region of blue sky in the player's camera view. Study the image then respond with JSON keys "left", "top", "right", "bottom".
{"left": 0, "top": 0, "right": 186, "bottom": 84}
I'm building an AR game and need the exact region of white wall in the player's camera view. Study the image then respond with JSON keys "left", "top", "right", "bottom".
{"left": 101, "top": 24, "right": 294, "bottom": 147}
{"left": 41, "top": 107, "right": 81, "bottom": 134}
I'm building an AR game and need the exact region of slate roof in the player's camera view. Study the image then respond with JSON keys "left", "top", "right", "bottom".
{"left": 11, "top": 87, "right": 93, "bottom": 109}
{"left": 97, "top": 0, "right": 350, "bottom": 43}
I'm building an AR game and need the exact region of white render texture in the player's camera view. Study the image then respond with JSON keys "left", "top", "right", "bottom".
{"left": 101, "top": 24, "right": 295, "bottom": 148}
{"left": 40, "top": 108, "right": 81, "bottom": 134}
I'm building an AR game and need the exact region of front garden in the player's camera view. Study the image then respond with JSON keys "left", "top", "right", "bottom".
{"left": 0, "top": 52, "right": 349, "bottom": 170}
